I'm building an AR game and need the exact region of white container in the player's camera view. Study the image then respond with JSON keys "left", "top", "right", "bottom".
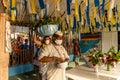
{"left": 36, "top": 24, "right": 58, "bottom": 37}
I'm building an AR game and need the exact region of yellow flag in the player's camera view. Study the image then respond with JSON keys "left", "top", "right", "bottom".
{"left": 118, "top": 11, "right": 120, "bottom": 18}
{"left": 74, "top": 0, "right": 79, "bottom": 21}
{"left": 93, "top": 7, "right": 97, "bottom": 18}
{"left": 56, "top": 0, "right": 60, "bottom": 2}
{"left": 30, "top": 0, "right": 36, "bottom": 14}
{"left": 12, "top": 0, "right": 16, "bottom": 8}
{"left": 108, "top": 0, "right": 115, "bottom": 21}
{"left": 11, "top": 10, "right": 15, "bottom": 21}
{"left": 110, "top": 17, "right": 116, "bottom": 25}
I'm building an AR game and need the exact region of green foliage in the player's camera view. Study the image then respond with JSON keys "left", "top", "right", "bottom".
{"left": 86, "top": 48, "right": 103, "bottom": 66}
{"left": 104, "top": 46, "right": 119, "bottom": 65}
{"left": 33, "top": 16, "right": 60, "bottom": 27}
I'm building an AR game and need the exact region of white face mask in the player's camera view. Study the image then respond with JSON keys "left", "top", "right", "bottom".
{"left": 45, "top": 40, "right": 50, "bottom": 44}
{"left": 55, "top": 40, "right": 62, "bottom": 45}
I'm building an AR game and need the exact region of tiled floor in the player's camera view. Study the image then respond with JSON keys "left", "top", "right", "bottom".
{"left": 9, "top": 61, "right": 85, "bottom": 80}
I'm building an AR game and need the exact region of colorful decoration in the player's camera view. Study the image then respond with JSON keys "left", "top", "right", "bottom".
{"left": 30, "top": 0, "right": 36, "bottom": 14}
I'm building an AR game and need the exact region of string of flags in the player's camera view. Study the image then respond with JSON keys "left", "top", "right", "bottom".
{"left": 9, "top": 0, "right": 120, "bottom": 33}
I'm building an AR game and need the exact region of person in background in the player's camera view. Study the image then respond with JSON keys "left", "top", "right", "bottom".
{"left": 13, "top": 36, "right": 22, "bottom": 53}
{"left": 73, "top": 38, "right": 81, "bottom": 67}
{"left": 39, "top": 31, "right": 69, "bottom": 80}
{"left": 22, "top": 39, "right": 29, "bottom": 49}
{"left": 34, "top": 33, "right": 51, "bottom": 80}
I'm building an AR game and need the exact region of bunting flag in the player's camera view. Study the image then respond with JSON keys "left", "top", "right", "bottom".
{"left": 30, "top": 0, "right": 36, "bottom": 14}
{"left": 78, "top": 3, "right": 82, "bottom": 22}
{"left": 24, "top": 0, "right": 27, "bottom": 10}
{"left": 20, "top": 0, "right": 24, "bottom": 16}
{"left": 58, "top": 23, "right": 61, "bottom": 30}
{"left": 66, "top": 0, "right": 72, "bottom": 15}
{"left": 94, "top": 0, "right": 100, "bottom": 7}
{"left": 72, "top": 0, "right": 75, "bottom": 3}
{"left": 115, "top": 5, "right": 119, "bottom": 31}
{"left": 56, "top": 0, "right": 60, "bottom": 11}
{"left": 39, "top": 0, "right": 45, "bottom": 9}
{"left": 73, "top": 16, "right": 77, "bottom": 29}
{"left": 108, "top": 22, "right": 111, "bottom": 31}
{"left": 10, "top": 0, "right": 16, "bottom": 21}
{"left": 93, "top": 7, "right": 97, "bottom": 18}
{"left": 61, "top": 20, "right": 66, "bottom": 32}
{"left": 84, "top": 0, "right": 88, "bottom": 6}
{"left": 46, "top": 3, "right": 49, "bottom": 15}
{"left": 81, "top": 16, "right": 84, "bottom": 25}
{"left": 101, "top": 0, "right": 105, "bottom": 14}
{"left": 74, "top": 0, "right": 79, "bottom": 21}
{"left": 27, "top": 0, "right": 32, "bottom": 13}
{"left": 94, "top": 18, "right": 100, "bottom": 29}
{"left": 86, "top": 0, "right": 90, "bottom": 27}
{"left": 11, "top": 0, "right": 16, "bottom": 8}
{"left": 11, "top": 9, "right": 16, "bottom": 21}
{"left": 79, "top": 4, "right": 82, "bottom": 22}
{"left": 108, "top": 0, "right": 115, "bottom": 21}
{"left": 43, "top": 7, "right": 47, "bottom": 17}
{"left": 65, "top": 17, "right": 70, "bottom": 30}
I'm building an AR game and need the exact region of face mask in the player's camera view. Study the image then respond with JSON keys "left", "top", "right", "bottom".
{"left": 45, "top": 40, "right": 50, "bottom": 44}
{"left": 55, "top": 40, "right": 62, "bottom": 45}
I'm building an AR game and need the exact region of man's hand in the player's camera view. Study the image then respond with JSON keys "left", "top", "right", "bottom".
{"left": 54, "top": 57, "right": 64, "bottom": 63}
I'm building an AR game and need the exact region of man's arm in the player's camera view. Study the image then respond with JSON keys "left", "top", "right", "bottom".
{"left": 34, "top": 33, "right": 42, "bottom": 46}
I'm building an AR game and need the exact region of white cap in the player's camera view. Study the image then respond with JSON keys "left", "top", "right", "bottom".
{"left": 54, "top": 31, "right": 63, "bottom": 36}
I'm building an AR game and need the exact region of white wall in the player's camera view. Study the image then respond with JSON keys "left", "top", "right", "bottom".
{"left": 102, "top": 31, "right": 118, "bottom": 53}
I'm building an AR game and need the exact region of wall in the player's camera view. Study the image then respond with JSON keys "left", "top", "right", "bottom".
{"left": 102, "top": 31, "right": 118, "bottom": 53}
{"left": 0, "top": 13, "right": 9, "bottom": 80}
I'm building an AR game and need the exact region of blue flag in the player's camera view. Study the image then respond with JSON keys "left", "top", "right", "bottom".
{"left": 78, "top": 4, "right": 81, "bottom": 22}
{"left": 108, "top": 22, "right": 111, "bottom": 31}
{"left": 39, "top": 0, "right": 45, "bottom": 9}
{"left": 94, "top": 0, "right": 100, "bottom": 7}
{"left": 101, "top": 0, "right": 105, "bottom": 14}
{"left": 66, "top": 0, "right": 72, "bottom": 15}
{"left": 94, "top": 18, "right": 100, "bottom": 28}
{"left": 24, "top": 0, "right": 27, "bottom": 10}
{"left": 73, "top": 16, "right": 77, "bottom": 29}
{"left": 86, "top": 0, "right": 90, "bottom": 27}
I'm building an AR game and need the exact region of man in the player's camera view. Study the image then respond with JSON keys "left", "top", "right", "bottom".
{"left": 73, "top": 38, "right": 81, "bottom": 67}
{"left": 34, "top": 33, "right": 51, "bottom": 80}
{"left": 39, "top": 31, "right": 69, "bottom": 80}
